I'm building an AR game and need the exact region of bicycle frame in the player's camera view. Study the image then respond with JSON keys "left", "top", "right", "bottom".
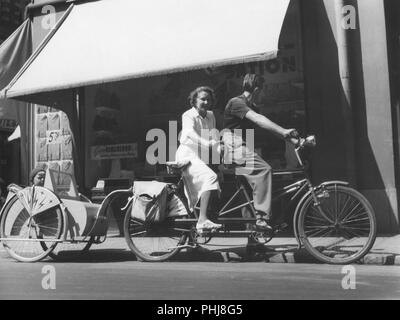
{"left": 172, "top": 169, "right": 314, "bottom": 237}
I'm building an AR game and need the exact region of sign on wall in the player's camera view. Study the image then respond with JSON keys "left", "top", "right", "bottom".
{"left": 91, "top": 143, "right": 138, "bottom": 160}
{"left": 0, "top": 118, "right": 17, "bottom": 131}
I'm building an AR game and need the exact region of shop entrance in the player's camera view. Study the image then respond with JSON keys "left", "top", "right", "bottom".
{"left": 0, "top": 131, "right": 20, "bottom": 185}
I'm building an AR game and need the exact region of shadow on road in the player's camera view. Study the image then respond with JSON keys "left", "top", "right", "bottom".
{"left": 1, "top": 243, "right": 320, "bottom": 264}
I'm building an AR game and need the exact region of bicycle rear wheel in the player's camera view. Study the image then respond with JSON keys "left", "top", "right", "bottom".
{"left": 297, "top": 185, "right": 376, "bottom": 264}
{"left": 0, "top": 195, "right": 64, "bottom": 262}
{"left": 124, "top": 194, "right": 190, "bottom": 262}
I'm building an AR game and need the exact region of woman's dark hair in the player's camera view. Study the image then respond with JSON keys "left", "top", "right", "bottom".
{"left": 242, "top": 73, "right": 265, "bottom": 93}
{"left": 188, "top": 86, "right": 215, "bottom": 108}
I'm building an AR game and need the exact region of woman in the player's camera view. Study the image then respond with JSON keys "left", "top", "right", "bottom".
{"left": 176, "top": 86, "right": 222, "bottom": 232}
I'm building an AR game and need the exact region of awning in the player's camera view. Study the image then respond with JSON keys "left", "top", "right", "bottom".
{"left": 0, "top": 19, "right": 31, "bottom": 129}
{"left": 3, "top": 0, "right": 290, "bottom": 99}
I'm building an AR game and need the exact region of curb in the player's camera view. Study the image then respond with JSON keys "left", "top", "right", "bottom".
{"left": 202, "top": 247, "right": 400, "bottom": 265}
{"left": 361, "top": 253, "right": 400, "bottom": 266}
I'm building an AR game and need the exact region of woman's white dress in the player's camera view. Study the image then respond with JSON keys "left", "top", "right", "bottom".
{"left": 175, "top": 107, "right": 220, "bottom": 210}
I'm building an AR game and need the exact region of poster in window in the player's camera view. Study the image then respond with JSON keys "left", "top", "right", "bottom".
{"left": 48, "top": 161, "right": 60, "bottom": 185}
{"left": 48, "top": 112, "right": 60, "bottom": 131}
{"left": 60, "top": 161, "right": 74, "bottom": 186}
{"left": 61, "top": 135, "right": 73, "bottom": 160}
{"left": 36, "top": 138, "right": 48, "bottom": 162}
{"left": 61, "top": 112, "right": 71, "bottom": 135}
{"left": 37, "top": 114, "right": 48, "bottom": 138}
{"left": 48, "top": 143, "right": 60, "bottom": 161}
{"left": 37, "top": 105, "right": 48, "bottom": 114}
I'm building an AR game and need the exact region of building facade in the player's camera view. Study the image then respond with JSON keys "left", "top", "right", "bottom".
{"left": 7, "top": 0, "right": 400, "bottom": 233}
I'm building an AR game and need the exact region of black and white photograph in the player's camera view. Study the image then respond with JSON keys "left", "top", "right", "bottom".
{"left": 0, "top": 0, "right": 399, "bottom": 306}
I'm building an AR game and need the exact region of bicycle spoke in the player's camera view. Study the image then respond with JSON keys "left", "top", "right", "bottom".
{"left": 334, "top": 186, "right": 338, "bottom": 221}
{"left": 341, "top": 207, "right": 367, "bottom": 223}
{"left": 337, "top": 193, "right": 358, "bottom": 222}
{"left": 305, "top": 214, "right": 330, "bottom": 224}
{"left": 342, "top": 216, "right": 370, "bottom": 224}
{"left": 323, "top": 237, "right": 347, "bottom": 249}
{"left": 341, "top": 202, "right": 362, "bottom": 223}
{"left": 304, "top": 226, "right": 333, "bottom": 238}
{"left": 310, "top": 206, "right": 333, "bottom": 223}
{"left": 337, "top": 194, "right": 353, "bottom": 220}
{"left": 321, "top": 202, "right": 335, "bottom": 221}
{"left": 129, "top": 229, "right": 147, "bottom": 236}
{"left": 340, "top": 225, "right": 370, "bottom": 234}
{"left": 338, "top": 226, "right": 364, "bottom": 239}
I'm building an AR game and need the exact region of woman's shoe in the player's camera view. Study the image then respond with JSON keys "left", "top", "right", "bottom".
{"left": 255, "top": 218, "right": 273, "bottom": 232}
{"left": 196, "top": 219, "right": 222, "bottom": 232}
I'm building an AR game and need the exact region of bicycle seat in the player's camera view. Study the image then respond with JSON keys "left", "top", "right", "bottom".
{"left": 166, "top": 160, "right": 191, "bottom": 174}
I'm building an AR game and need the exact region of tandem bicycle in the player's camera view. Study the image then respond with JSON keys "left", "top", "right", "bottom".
{"left": 0, "top": 135, "right": 377, "bottom": 264}
{"left": 123, "top": 135, "right": 377, "bottom": 264}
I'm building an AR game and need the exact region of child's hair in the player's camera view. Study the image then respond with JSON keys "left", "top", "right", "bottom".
{"left": 29, "top": 164, "right": 47, "bottom": 183}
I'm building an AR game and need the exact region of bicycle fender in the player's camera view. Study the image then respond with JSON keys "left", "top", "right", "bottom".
{"left": 121, "top": 197, "right": 133, "bottom": 211}
{"left": 88, "top": 189, "right": 132, "bottom": 236}
{"left": 319, "top": 181, "right": 349, "bottom": 188}
{"left": 292, "top": 180, "right": 350, "bottom": 245}
{"left": 97, "top": 189, "right": 133, "bottom": 218}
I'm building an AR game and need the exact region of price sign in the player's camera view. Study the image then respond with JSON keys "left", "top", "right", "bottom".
{"left": 46, "top": 130, "right": 62, "bottom": 144}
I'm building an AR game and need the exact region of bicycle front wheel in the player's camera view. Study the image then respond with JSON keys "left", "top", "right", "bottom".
{"left": 124, "top": 194, "right": 190, "bottom": 262}
{"left": 297, "top": 185, "right": 376, "bottom": 264}
{"left": 0, "top": 195, "right": 64, "bottom": 262}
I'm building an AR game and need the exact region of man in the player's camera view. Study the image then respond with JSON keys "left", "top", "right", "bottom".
{"left": 223, "top": 74, "right": 298, "bottom": 231}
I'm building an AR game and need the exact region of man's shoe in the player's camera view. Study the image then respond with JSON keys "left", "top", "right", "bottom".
{"left": 196, "top": 219, "right": 222, "bottom": 233}
{"left": 255, "top": 218, "right": 273, "bottom": 232}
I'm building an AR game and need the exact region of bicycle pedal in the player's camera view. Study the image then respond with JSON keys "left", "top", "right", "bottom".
{"left": 274, "top": 223, "right": 288, "bottom": 233}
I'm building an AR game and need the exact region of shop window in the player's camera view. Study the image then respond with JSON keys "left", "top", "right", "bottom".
{"left": 83, "top": 0, "right": 306, "bottom": 191}
{"left": 32, "top": 105, "right": 75, "bottom": 190}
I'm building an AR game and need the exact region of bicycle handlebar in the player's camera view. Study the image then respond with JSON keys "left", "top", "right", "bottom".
{"left": 294, "top": 135, "right": 316, "bottom": 167}
{"left": 297, "top": 135, "right": 317, "bottom": 149}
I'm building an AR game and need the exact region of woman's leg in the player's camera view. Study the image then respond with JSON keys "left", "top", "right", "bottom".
{"left": 198, "top": 190, "right": 212, "bottom": 224}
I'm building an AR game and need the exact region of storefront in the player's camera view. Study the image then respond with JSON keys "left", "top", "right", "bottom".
{"left": 1, "top": 0, "right": 399, "bottom": 233}
{"left": 0, "top": 3, "right": 31, "bottom": 184}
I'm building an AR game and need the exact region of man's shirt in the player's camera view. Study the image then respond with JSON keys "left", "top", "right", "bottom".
{"left": 223, "top": 95, "right": 258, "bottom": 142}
